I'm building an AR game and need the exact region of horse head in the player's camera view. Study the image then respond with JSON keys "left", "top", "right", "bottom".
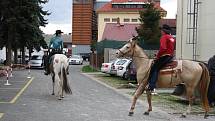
{"left": 116, "top": 36, "right": 138, "bottom": 58}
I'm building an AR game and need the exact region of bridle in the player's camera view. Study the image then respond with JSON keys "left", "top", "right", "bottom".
{"left": 118, "top": 42, "right": 149, "bottom": 60}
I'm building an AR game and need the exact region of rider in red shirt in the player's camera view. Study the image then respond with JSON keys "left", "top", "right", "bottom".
{"left": 147, "top": 24, "right": 175, "bottom": 91}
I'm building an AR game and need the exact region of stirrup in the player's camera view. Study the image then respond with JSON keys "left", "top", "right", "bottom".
{"left": 145, "top": 84, "right": 153, "bottom": 92}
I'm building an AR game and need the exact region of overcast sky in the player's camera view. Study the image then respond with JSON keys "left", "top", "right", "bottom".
{"left": 40, "top": 0, "right": 177, "bottom": 34}
{"left": 40, "top": 0, "right": 72, "bottom": 34}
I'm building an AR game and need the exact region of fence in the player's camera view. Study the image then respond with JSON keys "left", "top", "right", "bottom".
{"left": 90, "top": 53, "right": 104, "bottom": 70}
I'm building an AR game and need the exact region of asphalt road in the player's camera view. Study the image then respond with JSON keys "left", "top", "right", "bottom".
{"left": 0, "top": 62, "right": 214, "bottom": 121}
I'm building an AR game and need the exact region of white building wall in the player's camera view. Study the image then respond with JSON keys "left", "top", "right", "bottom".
{"left": 0, "top": 47, "right": 6, "bottom": 63}
{"left": 198, "top": 1, "right": 215, "bottom": 61}
{"left": 176, "top": 0, "right": 215, "bottom": 61}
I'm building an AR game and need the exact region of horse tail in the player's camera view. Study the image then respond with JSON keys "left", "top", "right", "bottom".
{"left": 198, "top": 62, "right": 210, "bottom": 112}
{"left": 62, "top": 64, "right": 72, "bottom": 94}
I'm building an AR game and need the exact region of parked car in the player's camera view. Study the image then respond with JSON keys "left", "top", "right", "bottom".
{"left": 79, "top": 53, "right": 90, "bottom": 61}
{"left": 116, "top": 59, "right": 132, "bottom": 79}
{"left": 124, "top": 61, "right": 137, "bottom": 81}
{"left": 110, "top": 58, "right": 130, "bottom": 76}
{"left": 69, "top": 55, "right": 83, "bottom": 65}
{"left": 101, "top": 59, "right": 118, "bottom": 74}
{"left": 28, "top": 55, "right": 43, "bottom": 68}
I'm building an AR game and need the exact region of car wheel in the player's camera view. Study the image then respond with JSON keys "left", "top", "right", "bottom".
{"left": 123, "top": 71, "right": 128, "bottom": 79}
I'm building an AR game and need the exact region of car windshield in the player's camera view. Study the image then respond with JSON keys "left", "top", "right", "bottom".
{"left": 31, "top": 55, "right": 42, "bottom": 60}
{"left": 116, "top": 60, "right": 127, "bottom": 65}
{"left": 71, "top": 55, "right": 81, "bottom": 59}
{"left": 110, "top": 59, "right": 117, "bottom": 63}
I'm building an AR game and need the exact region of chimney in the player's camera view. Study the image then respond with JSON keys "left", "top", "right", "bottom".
{"left": 117, "top": 17, "right": 120, "bottom": 25}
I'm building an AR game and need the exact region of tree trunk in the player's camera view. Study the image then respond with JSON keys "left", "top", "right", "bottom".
{"left": 14, "top": 48, "right": 18, "bottom": 64}
{"left": 28, "top": 47, "right": 32, "bottom": 61}
{"left": 21, "top": 47, "right": 25, "bottom": 64}
{"left": 6, "top": 27, "right": 13, "bottom": 66}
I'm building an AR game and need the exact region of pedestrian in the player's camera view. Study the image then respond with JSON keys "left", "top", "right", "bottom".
{"left": 147, "top": 24, "right": 176, "bottom": 91}
{"left": 207, "top": 55, "right": 215, "bottom": 107}
{"left": 42, "top": 50, "right": 48, "bottom": 71}
{"left": 44, "top": 30, "right": 64, "bottom": 75}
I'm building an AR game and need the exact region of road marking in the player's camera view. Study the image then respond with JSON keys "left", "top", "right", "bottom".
{"left": 0, "top": 113, "right": 4, "bottom": 119}
{"left": 0, "top": 88, "right": 20, "bottom": 90}
{"left": 0, "top": 77, "right": 34, "bottom": 104}
{"left": 10, "top": 77, "right": 34, "bottom": 103}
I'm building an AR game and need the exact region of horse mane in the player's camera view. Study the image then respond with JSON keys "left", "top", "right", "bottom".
{"left": 132, "top": 42, "right": 149, "bottom": 59}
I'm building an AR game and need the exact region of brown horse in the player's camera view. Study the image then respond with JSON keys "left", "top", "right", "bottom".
{"left": 116, "top": 37, "right": 210, "bottom": 118}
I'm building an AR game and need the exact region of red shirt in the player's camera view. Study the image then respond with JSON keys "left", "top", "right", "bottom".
{"left": 156, "top": 34, "right": 175, "bottom": 59}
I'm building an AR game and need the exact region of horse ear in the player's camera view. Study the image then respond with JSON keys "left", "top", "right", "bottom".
{"left": 132, "top": 41, "right": 136, "bottom": 48}
{"left": 131, "top": 35, "right": 138, "bottom": 47}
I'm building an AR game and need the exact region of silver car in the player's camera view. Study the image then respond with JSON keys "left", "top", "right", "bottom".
{"left": 28, "top": 55, "right": 43, "bottom": 68}
{"left": 69, "top": 55, "right": 83, "bottom": 65}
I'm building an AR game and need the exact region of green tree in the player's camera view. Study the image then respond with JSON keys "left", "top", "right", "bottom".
{"left": 0, "top": 0, "right": 49, "bottom": 65}
{"left": 136, "top": 3, "right": 161, "bottom": 45}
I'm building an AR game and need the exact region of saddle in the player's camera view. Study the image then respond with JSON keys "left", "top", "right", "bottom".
{"left": 159, "top": 60, "right": 182, "bottom": 75}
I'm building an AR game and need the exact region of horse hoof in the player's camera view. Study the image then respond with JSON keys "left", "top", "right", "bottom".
{"left": 52, "top": 93, "right": 55, "bottom": 95}
{"left": 204, "top": 114, "right": 209, "bottom": 119}
{"left": 61, "top": 96, "right": 64, "bottom": 98}
{"left": 128, "top": 112, "right": 134, "bottom": 116}
{"left": 58, "top": 98, "right": 62, "bottom": 100}
{"left": 144, "top": 112, "right": 149, "bottom": 115}
{"left": 180, "top": 114, "right": 186, "bottom": 118}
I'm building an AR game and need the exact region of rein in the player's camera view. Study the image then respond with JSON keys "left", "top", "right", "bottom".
{"left": 117, "top": 48, "right": 150, "bottom": 60}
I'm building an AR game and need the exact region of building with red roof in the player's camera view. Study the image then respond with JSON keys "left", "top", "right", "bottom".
{"left": 101, "top": 19, "right": 176, "bottom": 42}
{"left": 102, "top": 23, "right": 139, "bottom": 41}
{"left": 96, "top": 0, "right": 167, "bottom": 42}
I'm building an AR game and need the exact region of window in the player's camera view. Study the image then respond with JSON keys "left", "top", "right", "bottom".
{"left": 124, "top": 18, "right": 130, "bottom": 22}
{"left": 137, "top": 5, "right": 143, "bottom": 8}
{"left": 112, "top": 18, "right": 118, "bottom": 22}
{"left": 73, "top": 0, "right": 90, "bottom": 4}
{"left": 82, "top": 0, "right": 90, "bottom": 4}
{"left": 31, "top": 55, "right": 42, "bottom": 60}
{"left": 130, "top": 5, "right": 137, "bottom": 8}
{"left": 112, "top": 4, "right": 118, "bottom": 8}
{"left": 104, "top": 18, "right": 110, "bottom": 22}
{"left": 73, "top": 0, "right": 82, "bottom": 4}
{"left": 118, "top": 4, "right": 124, "bottom": 8}
{"left": 125, "top": 5, "right": 131, "bottom": 8}
{"left": 131, "top": 19, "right": 138, "bottom": 22}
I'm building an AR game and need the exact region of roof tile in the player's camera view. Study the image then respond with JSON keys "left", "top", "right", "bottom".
{"left": 102, "top": 23, "right": 139, "bottom": 41}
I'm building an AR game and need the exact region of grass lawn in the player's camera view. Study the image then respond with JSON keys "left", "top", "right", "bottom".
{"left": 82, "top": 65, "right": 99, "bottom": 73}
{"left": 94, "top": 73, "right": 136, "bottom": 89}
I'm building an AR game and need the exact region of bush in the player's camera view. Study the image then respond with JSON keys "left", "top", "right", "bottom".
{"left": 82, "top": 65, "right": 98, "bottom": 72}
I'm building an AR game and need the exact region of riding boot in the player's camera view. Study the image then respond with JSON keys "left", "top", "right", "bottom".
{"left": 44, "top": 65, "right": 49, "bottom": 75}
{"left": 44, "top": 58, "right": 49, "bottom": 75}
{"left": 47, "top": 63, "right": 50, "bottom": 74}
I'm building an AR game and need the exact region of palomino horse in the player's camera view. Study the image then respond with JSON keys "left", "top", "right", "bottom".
{"left": 116, "top": 37, "right": 210, "bottom": 118}
{"left": 49, "top": 54, "right": 72, "bottom": 100}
